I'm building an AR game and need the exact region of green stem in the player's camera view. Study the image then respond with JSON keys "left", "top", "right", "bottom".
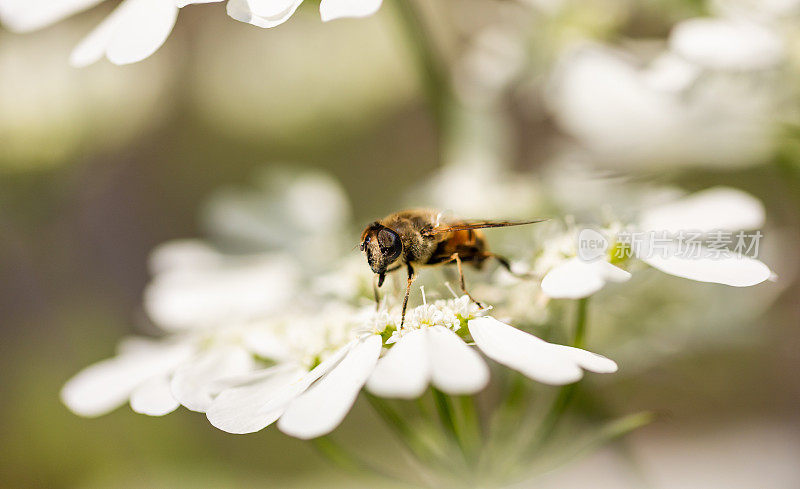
{"left": 311, "top": 435, "right": 404, "bottom": 484}
{"left": 457, "top": 395, "right": 482, "bottom": 463}
{"left": 573, "top": 297, "right": 589, "bottom": 349}
{"left": 432, "top": 389, "right": 460, "bottom": 443}
{"left": 365, "top": 392, "right": 443, "bottom": 467}
{"left": 528, "top": 298, "right": 590, "bottom": 454}
{"left": 391, "top": 0, "right": 451, "bottom": 133}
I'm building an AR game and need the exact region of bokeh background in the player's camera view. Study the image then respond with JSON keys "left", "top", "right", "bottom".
{"left": 2, "top": 1, "right": 799, "bottom": 488}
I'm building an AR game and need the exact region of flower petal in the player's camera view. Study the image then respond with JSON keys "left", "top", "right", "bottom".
{"left": 366, "top": 329, "right": 429, "bottom": 399}
{"left": 148, "top": 240, "right": 221, "bottom": 275}
{"left": 207, "top": 342, "right": 354, "bottom": 434}
{"left": 549, "top": 345, "right": 618, "bottom": 374}
{"left": 205, "top": 364, "right": 308, "bottom": 434}
{"left": 106, "top": 0, "right": 178, "bottom": 65}
{"left": 541, "top": 258, "right": 629, "bottom": 299}
{"left": 469, "top": 317, "right": 583, "bottom": 385}
{"left": 69, "top": 0, "right": 178, "bottom": 67}
{"left": 0, "top": 0, "right": 103, "bottom": 32}
{"left": 640, "top": 247, "right": 772, "bottom": 286}
{"left": 320, "top": 0, "right": 382, "bottom": 22}
{"left": 226, "top": 0, "right": 302, "bottom": 28}
{"left": 61, "top": 341, "right": 193, "bottom": 417}
{"left": 278, "top": 335, "right": 382, "bottom": 439}
{"left": 70, "top": 2, "right": 127, "bottom": 67}
{"left": 670, "top": 18, "right": 784, "bottom": 71}
{"left": 639, "top": 187, "right": 765, "bottom": 234}
{"left": 247, "top": 0, "right": 302, "bottom": 18}
{"left": 427, "top": 326, "right": 489, "bottom": 395}
{"left": 130, "top": 375, "right": 180, "bottom": 416}
{"left": 176, "top": 0, "right": 224, "bottom": 7}
{"left": 170, "top": 346, "right": 256, "bottom": 412}
{"left": 144, "top": 254, "right": 298, "bottom": 331}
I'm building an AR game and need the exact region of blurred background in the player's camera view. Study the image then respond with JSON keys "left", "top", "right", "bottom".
{"left": 1, "top": 0, "right": 799, "bottom": 487}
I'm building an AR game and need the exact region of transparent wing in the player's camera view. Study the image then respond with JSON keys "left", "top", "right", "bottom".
{"left": 422, "top": 219, "right": 548, "bottom": 236}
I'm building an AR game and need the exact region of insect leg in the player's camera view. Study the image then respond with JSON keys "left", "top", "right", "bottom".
{"left": 400, "top": 264, "right": 416, "bottom": 328}
{"left": 450, "top": 253, "right": 484, "bottom": 308}
{"left": 481, "top": 252, "right": 534, "bottom": 279}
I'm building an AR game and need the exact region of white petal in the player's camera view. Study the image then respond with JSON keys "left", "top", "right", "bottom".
{"left": 171, "top": 346, "right": 256, "bottom": 412}
{"left": 247, "top": 0, "right": 301, "bottom": 18}
{"left": 130, "top": 375, "right": 180, "bottom": 416}
{"left": 227, "top": 0, "right": 301, "bottom": 28}
{"left": 596, "top": 260, "right": 633, "bottom": 283}
{"left": 0, "top": 0, "right": 103, "bottom": 32}
{"left": 469, "top": 317, "right": 583, "bottom": 385}
{"left": 61, "top": 341, "right": 193, "bottom": 417}
{"left": 320, "top": 0, "right": 382, "bottom": 22}
{"left": 549, "top": 345, "right": 618, "bottom": 374}
{"left": 206, "top": 364, "right": 307, "bottom": 434}
{"left": 106, "top": 0, "right": 178, "bottom": 65}
{"left": 148, "top": 240, "right": 221, "bottom": 275}
{"left": 70, "top": 2, "right": 127, "bottom": 67}
{"left": 639, "top": 187, "right": 765, "bottom": 234}
{"left": 207, "top": 342, "right": 354, "bottom": 434}
{"left": 541, "top": 258, "right": 630, "bottom": 299}
{"left": 144, "top": 254, "right": 298, "bottom": 331}
{"left": 427, "top": 327, "right": 489, "bottom": 395}
{"left": 366, "top": 329, "right": 429, "bottom": 399}
{"left": 176, "top": 0, "right": 223, "bottom": 7}
{"left": 670, "top": 18, "right": 784, "bottom": 70}
{"left": 641, "top": 248, "right": 772, "bottom": 286}
{"left": 243, "top": 327, "right": 293, "bottom": 362}
{"left": 278, "top": 335, "right": 382, "bottom": 439}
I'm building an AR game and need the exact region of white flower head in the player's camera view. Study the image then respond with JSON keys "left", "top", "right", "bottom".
{"left": 60, "top": 327, "right": 261, "bottom": 418}
{"left": 144, "top": 242, "right": 300, "bottom": 331}
{"left": 368, "top": 295, "right": 615, "bottom": 400}
{"left": 539, "top": 187, "right": 774, "bottom": 299}
{"left": 0, "top": 0, "right": 383, "bottom": 66}
{"left": 226, "top": 0, "right": 382, "bottom": 29}
{"left": 548, "top": 39, "right": 787, "bottom": 169}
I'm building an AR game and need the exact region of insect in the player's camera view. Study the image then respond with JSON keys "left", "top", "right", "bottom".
{"left": 360, "top": 209, "right": 545, "bottom": 326}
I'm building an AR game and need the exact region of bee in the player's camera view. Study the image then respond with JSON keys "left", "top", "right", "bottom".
{"left": 360, "top": 209, "right": 545, "bottom": 326}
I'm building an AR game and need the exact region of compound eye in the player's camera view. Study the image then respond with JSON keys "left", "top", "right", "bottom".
{"left": 377, "top": 228, "right": 401, "bottom": 257}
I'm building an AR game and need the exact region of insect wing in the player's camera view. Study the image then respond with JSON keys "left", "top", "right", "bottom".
{"left": 422, "top": 219, "right": 548, "bottom": 236}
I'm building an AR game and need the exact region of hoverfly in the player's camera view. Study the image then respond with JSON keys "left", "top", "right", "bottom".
{"left": 360, "top": 209, "right": 545, "bottom": 326}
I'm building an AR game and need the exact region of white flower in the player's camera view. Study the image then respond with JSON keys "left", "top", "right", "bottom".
{"left": 468, "top": 316, "right": 618, "bottom": 384}
{"left": 368, "top": 297, "right": 616, "bottom": 398}
{"left": 0, "top": 0, "right": 182, "bottom": 66}
{"left": 367, "top": 297, "right": 490, "bottom": 398}
{"left": 144, "top": 241, "right": 299, "bottom": 331}
{"left": 226, "top": 0, "right": 382, "bottom": 29}
{"left": 540, "top": 187, "right": 774, "bottom": 299}
{"left": 670, "top": 18, "right": 784, "bottom": 70}
{"left": 61, "top": 240, "right": 302, "bottom": 417}
{"left": 548, "top": 39, "right": 786, "bottom": 169}
{"left": 205, "top": 303, "right": 384, "bottom": 438}
{"left": 208, "top": 297, "right": 618, "bottom": 439}
{"left": 60, "top": 333, "right": 258, "bottom": 417}
{"left": 0, "top": 0, "right": 382, "bottom": 67}
{"left": 541, "top": 257, "right": 632, "bottom": 300}
{"left": 207, "top": 334, "right": 382, "bottom": 439}
{"left": 0, "top": 0, "right": 104, "bottom": 32}
{"left": 69, "top": 0, "right": 179, "bottom": 67}
{"left": 202, "top": 168, "right": 352, "bottom": 266}
{"left": 367, "top": 326, "right": 490, "bottom": 398}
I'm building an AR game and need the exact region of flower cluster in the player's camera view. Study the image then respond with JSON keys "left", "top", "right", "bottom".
{"left": 60, "top": 167, "right": 778, "bottom": 445}
{"left": 0, "top": 0, "right": 383, "bottom": 66}
{"left": 63, "top": 268, "right": 617, "bottom": 439}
